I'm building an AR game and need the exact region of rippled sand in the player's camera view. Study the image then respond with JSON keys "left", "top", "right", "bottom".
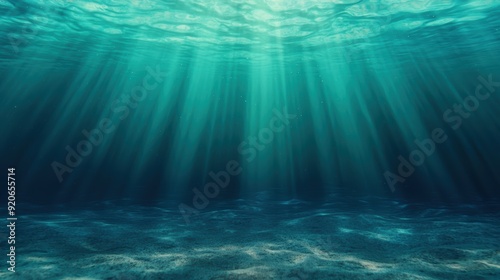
{"left": 4, "top": 199, "right": 500, "bottom": 279}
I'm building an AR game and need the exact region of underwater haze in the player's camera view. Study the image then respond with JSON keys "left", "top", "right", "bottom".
{"left": 1, "top": 0, "right": 500, "bottom": 279}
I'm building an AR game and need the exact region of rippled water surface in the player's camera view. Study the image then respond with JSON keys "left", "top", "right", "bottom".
{"left": 1, "top": 0, "right": 499, "bottom": 66}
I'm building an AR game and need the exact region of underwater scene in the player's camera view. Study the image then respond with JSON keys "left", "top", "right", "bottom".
{"left": 1, "top": 0, "right": 500, "bottom": 279}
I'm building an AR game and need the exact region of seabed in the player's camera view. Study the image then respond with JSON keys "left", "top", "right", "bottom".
{"left": 6, "top": 198, "right": 500, "bottom": 280}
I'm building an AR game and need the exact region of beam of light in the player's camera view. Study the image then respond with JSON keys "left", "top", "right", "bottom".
{"left": 0, "top": 0, "right": 499, "bottom": 204}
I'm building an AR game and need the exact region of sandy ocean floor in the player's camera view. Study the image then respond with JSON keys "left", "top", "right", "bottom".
{"left": 3, "top": 197, "right": 500, "bottom": 279}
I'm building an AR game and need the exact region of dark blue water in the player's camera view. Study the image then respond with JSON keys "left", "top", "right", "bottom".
{"left": 1, "top": 0, "right": 500, "bottom": 279}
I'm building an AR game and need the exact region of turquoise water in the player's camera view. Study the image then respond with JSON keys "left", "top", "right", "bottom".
{"left": 1, "top": 1, "right": 499, "bottom": 68}
{"left": 2, "top": 0, "right": 499, "bottom": 201}
{"left": 1, "top": 1, "right": 500, "bottom": 279}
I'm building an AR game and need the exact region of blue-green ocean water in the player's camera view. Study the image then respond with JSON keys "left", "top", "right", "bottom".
{"left": 1, "top": 0, "right": 499, "bottom": 202}
{"left": 1, "top": 1, "right": 500, "bottom": 279}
